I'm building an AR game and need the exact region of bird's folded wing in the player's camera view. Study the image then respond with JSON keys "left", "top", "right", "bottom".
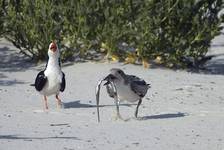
{"left": 128, "top": 75, "right": 149, "bottom": 97}
{"left": 60, "top": 72, "right": 66, "bottom": 92}
{"left": 35, "top": 71, "right": 47, "bottom": 91}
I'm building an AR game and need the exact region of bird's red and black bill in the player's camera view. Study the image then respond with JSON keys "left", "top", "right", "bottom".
{"left": 50, "top": 42, "right": 57, "bottom": 52}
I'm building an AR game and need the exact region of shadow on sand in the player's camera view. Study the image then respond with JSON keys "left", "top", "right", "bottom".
{"left": 63, "top": 101, "right": 187, "bottom": 121}
{"left": 0, "top": 73, "right": 26, "bottom": 86}
{"left": 186, "top": 43, "right": 224, "bottom": 75}
{"left": 0, "top": 47, "right": 35, "bottom": 72}
{"left": 63, "top": 100, "right": 136, "bottom": 109}
{"left": 0, "top": 135, "right": 80, "bottom": 140}
{"left": 0, "top": 79, "right": 26, "bottom": 86}
{"left": 0, "top": 46, "right": 33, "bottom": 86}
{"left": 203, "top": 57, "right": 224, "bottom": 75}
{"left": 139, "top": 112, "right": 188, "bottom": 120}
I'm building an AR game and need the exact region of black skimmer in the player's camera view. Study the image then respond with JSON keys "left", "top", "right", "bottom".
{"left": 96, "top": 68, "right": 150, "bottom": 122}
{"left": 33, "top": 41, "right": 66, "bottom": 110}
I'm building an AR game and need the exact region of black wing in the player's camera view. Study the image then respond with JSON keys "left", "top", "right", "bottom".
{"left": 35, "top": 71, "right": 47, "bottom": 91}
{"left": 60, "top": 72, "right": 66, "bottom": 92}
{"left": 128, "top": 75, "right": 150, "bottom": 98}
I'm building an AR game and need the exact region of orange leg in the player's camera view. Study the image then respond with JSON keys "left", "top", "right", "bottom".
{"left": 56, "top": 94, "right": 62, "bottom": 109}
{"left": 44, "top": 96, "right": 49, "bottom": 110}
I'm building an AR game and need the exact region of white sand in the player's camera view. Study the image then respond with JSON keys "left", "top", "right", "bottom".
{"left": 0, "top": 34, "right": 224, "bottom": 150}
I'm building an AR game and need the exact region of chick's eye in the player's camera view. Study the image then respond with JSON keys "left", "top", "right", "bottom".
{"left": 118, "top": 70, "right": 122, "bottom": 74}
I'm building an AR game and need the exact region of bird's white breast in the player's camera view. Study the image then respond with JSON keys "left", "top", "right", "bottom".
{"left": 40, "top": 62, "right": 62, "bottom": 96}
{"left": 115, "top": 81, "right": 140, "bottom": 102}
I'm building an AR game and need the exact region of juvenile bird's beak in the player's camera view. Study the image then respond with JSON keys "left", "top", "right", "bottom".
{"left": 103, "top": 74, "right": 117, "bottom": 85}
{"left": 50, "top": 41, "right": 57, "bottom": 52}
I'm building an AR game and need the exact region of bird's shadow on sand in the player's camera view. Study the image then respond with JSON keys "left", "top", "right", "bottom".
{"left": 139, "top": 112, "right": 188, "bottom": 120}
{"left": 63, "top": 100, "right": 95, "bottom": 109}
{"left": 63, "top": 100, "right": 135, "bottom": 109}
{"left": 63, "top": 101, "right": 187, "bottom": 120}
{"left": 0, "top": 135, "right": 80, "bottom": 140}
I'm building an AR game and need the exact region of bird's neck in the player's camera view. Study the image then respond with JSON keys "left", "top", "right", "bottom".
{"left": 46, "top": 56, "right": 60, "bottom": 69}
{"left": 114, "top": 78, "right": 125, "bottom": 85}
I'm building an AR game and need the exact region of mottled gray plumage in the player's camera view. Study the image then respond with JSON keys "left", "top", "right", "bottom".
{"left": 96, "top": 68, "right": 150, "bottom": 122}
{"left": 128, "top": 75, "right": 149, "bottom": 97}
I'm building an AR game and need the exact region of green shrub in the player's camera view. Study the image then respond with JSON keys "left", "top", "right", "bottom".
{"left": 134, "top": 0, "right": 224, "bottom": 67}
{"left": 1, "top": 0, "right": 223, "bottom": 67}
{"left": 2, "top": 1, "right": 64, "bottom": 59}
{"left": 0, "top": 0, "right": 7, "bottom": 37}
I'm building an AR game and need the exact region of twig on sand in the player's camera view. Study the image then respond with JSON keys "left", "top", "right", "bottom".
{"left": 50, "top": 123, "right": 69, "bottom": 126}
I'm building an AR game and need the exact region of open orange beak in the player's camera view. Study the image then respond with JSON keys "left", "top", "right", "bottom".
{"left": 50, "top": 42, "right": 57, "bottom": 52}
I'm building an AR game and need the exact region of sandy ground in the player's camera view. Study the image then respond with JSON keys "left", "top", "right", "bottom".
{"left": 0, "top": 33, "right": 224, "bottom": 150}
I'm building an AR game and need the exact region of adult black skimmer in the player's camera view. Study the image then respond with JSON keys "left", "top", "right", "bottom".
{"left": 96, "top": 68, "right": 150, "bottom": 122}
{"left": 34, "top": 41, "right": 66, "bottom": 110}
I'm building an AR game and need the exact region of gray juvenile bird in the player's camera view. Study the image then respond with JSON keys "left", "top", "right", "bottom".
{"left": 96, "top": 68, "right": 150, "bottom": 122}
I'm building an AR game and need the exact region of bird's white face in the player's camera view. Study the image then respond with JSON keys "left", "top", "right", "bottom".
{"left": 48, "top": 42, "right": 59, "bottom": 58}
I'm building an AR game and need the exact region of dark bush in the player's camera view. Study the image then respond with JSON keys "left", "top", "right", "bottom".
{"left": 1, "top": 0, "right": 223, "bottom": 67}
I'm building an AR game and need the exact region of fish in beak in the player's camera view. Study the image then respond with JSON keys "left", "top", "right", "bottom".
{"left": 95, "top": 74, "right": 117, "bottom": 122}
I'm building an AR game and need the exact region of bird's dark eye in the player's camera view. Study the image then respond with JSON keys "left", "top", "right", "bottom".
{"left": 118, "top": 70, "right": 122, "bottom": 74}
